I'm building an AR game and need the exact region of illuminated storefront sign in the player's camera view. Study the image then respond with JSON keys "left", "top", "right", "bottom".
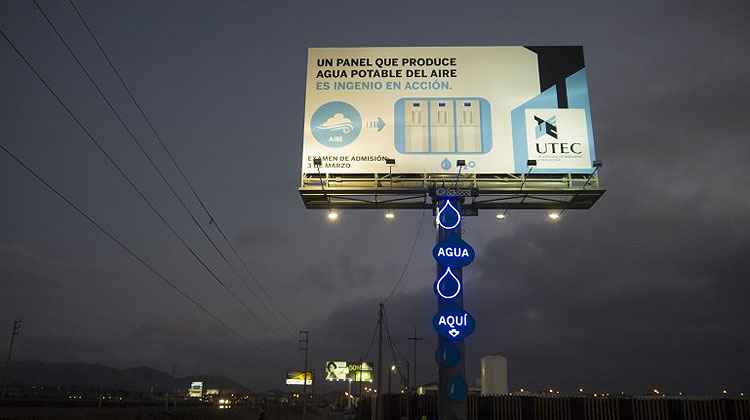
{"left": 433, "top": 238, "right": 475, "bottom": 267}
{"left": 435, "top": 199, "right": 462, "bottom": 230}
{"left": 432, "top": 307, "right": 475, "bottom": 342}
{"left": 434, "top": 266, "right": 462, "bottom": 300}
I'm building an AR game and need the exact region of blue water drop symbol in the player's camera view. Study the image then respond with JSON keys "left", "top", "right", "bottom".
{"left": 436, "top": 267, "right": 461, "bottom": 299}
{"left": 441, "top": 158, "right": 451, "bottom": 170}
{"left": 436, "top": 200, "right": 461, "bottom": 230}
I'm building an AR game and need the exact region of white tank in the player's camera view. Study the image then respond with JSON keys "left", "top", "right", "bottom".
{"left": 481, "top": 354, "right": 508, "bottom": 395}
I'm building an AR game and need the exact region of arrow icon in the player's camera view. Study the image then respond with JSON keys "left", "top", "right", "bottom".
{"left": 448, "top": 329, "right": 460, "bottom": 338}
{"left": 376, "top": 117, "right": 385, "bottom": 132}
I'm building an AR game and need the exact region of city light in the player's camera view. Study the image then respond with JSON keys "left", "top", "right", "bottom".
{"left": 391, "top": 365, "right": 396, "bottom": 371}
{"left": 495, "top": 213, "right": 506, "bottom": 220}
{"left": 653, "top": 388, "right": 660, "bottom": 395}
{"left": 327, "top": 209, "right": 339, "bottom": 221}
{"left": 579, "top": 388, "right": 584, "bottom": 393}
{"left": 385, "top": 210, "right": 395, "bottom": 220}
{"left": 548, "top": 212, "right": 560, "bottom": 221}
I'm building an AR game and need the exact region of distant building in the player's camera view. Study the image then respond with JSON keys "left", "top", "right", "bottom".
{"left": 481, "top": 354, "right": 508, "bottom": 395}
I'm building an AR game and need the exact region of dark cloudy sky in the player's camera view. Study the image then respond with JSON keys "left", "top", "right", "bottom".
{"left": 1, "top": 0, "right": 748, "bottom": 395}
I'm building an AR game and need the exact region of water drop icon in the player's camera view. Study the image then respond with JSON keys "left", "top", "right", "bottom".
{"left": 436, "top": 266, "right": 461, "bottom": 299}
{"left": 436, "top": 199, "right": 461, "bottom": 230}
{"left": 441, "top": 158, "right": 451, "bottom": 170}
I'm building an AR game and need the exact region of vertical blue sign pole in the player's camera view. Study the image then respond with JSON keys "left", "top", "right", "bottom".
{"left": 436, "top": 197, "right": 467, "bottom": 420}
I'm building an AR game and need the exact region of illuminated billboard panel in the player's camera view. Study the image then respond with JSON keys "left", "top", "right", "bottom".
{"left": 325, "top": 361, "right": 374, "bottom": 382}
{"left": 189, "top": 381, "right": 203, "bottom": 398}
{"left": 286, "top": 371, "right": 313, "bottom": 386}
{"left": 302, "top": 46, "right": 597, "bottom": 175}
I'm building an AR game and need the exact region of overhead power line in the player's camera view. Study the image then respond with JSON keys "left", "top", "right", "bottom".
{"left": 3, "top": 14, "right": 266, "bottom": 334}
{"left": 67, "top": 0, "right": 297, "bottom": 333}
{"left": 383, "top": 307, "right": 407, "bottom": 384}
{"left": 359, "top": 317, "right": 380, "bottom": 363}
{"left": 385, "top": 209, "right": 427, "bottom": 303}
{"left": 0, "top": 140, "right": 244, "bottom": 341}
{"left": 32, "top": 0, "right": 280, "bottom": 334}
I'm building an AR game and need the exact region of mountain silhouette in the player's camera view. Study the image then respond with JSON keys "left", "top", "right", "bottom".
{"left": 6, "top": 361, "right": 248, "bottom": 393}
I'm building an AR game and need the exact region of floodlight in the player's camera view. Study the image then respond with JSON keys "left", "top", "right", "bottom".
{"left": 384, "top": 210, "right": 395, "bottom": 220}
{"left": 313, "top": 157, "right": 322, "bottom": 167}
{"left": 327, "top": 209, "right": 339, "bottom": 221}
{"left": 456, "top": 160, "right": 466, "bottom": 167}
{"left": 385, "top": 158, "right": 396, "bottom": 165}
{"left": 526, "top": 159, "right": 537, "bottom": 167}
{"left": 495, "top": 213, "right": 506, "bottom": 220}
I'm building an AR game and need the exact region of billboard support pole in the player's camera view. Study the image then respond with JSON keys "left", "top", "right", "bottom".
{"left": 1, "top": 320, "right": 21, "bottom": 401}
{"left": 299, "top": 330, "right": 309, "bottom": 420}
{"left": 408, "top": 326, "right": 423, "bottom": 393}
{"left": 376, "top": 302, "right": 384, "bottom": 420}
{"left": 436, "top": 198, "right": 467, "bottom": 420}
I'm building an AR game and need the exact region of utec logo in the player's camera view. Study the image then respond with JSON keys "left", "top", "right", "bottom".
{"left": 534, "top": 115, "right": 557, "bottom": 139}
{"left": 311, "top": 101, "right": 362, "bottom": 148}
{"left": 532, "top": 114, "right": 583, "bottom": 155}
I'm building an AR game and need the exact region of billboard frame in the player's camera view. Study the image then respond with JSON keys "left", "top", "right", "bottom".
{"left": 299, "top": 170, "right": 604, "bottom": 210}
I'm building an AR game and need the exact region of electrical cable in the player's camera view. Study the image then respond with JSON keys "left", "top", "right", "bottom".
{"left": 383, "top": 307, "right": 407, "bottom": 387}
{"left": 1, "top": 17, "right": 266, "bottom": 333}
{"left": 66, "top": 0, "right": 297, "bottom": 333}
{"left": 0, "top": 141, "right": 246, "bottom": 342}
{"left": 32, "top": 0, "right": 281, "bottom": 334}
{"left": 384, "top": 209, "right": 426, "bottom": 303}
{"left": 503, "top": 166, "right": 534, "bottom": 216}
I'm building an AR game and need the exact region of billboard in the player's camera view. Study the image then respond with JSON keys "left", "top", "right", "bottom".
{"left": 347, "top": 362, "right": 374, "bottom": 383}
{"left": 325, "top": 361, "right": 374, "bottom": 382}
{"left": 189, "top": 381, "right": 203, "bottom": 398}
{"left": 302, "top": 46, "right": 597, "bottom": 175}
{"left": 286, "top": 371, "right": 313, "bottom": 386}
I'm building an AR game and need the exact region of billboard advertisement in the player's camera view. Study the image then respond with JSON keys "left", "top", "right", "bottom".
{"left": 302, "top": 46, "right": 596, "bottom": 175}
{"left": 347, "top": 362, "right": 374, "bottom": 383}
{"left": 189, "top": 381, "right": 203, "bottom": 398}
{"left": 325, "top": 361, "right": 374, "bottom": 382}
{"left": 286, "top": 371, "right": 313, "bottom": 386}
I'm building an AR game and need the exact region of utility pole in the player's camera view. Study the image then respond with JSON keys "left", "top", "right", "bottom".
{"left": 299, "top": 330, "right": 309, "bottom": 420}
{"left": 388, "top": 364, "right": 392, "bottom": 395}
{"left": 1, "top": 320, "right": 22, "bottom": 401}
{"left": 376, "top": 303, "right": 384, "bottom": 420}
{"left": 407, "top": 326, "right": 423, "bottom": 393}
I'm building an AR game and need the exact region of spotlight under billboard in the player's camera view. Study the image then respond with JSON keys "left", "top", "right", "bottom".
{"left": 286, "top": 371, "right": 313, "bottom": 386}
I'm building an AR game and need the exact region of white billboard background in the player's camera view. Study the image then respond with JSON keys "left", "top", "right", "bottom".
{"left": 302, "top": 46, "right": 596, "bottom": 175}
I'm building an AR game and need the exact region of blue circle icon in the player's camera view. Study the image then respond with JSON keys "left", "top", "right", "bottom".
{"left": 311, "top": 101, "right": 362, "bottom": 148}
